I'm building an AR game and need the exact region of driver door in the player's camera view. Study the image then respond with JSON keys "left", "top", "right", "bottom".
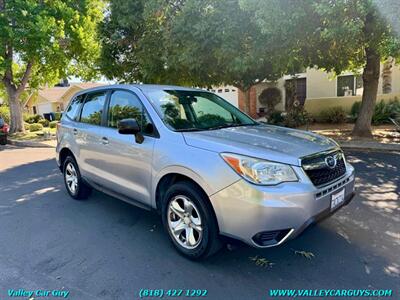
{"left": 98, "top": 90, "right": 156, "bottom": 206}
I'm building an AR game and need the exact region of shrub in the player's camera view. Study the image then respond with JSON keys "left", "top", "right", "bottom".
{"left": 259, "top": 87, "right": 282, "bottom": 114}
{"left": 350, "top": 101, "right": 361, "bottom": 119}
{"left": 372, "top": 98, "right": 400, "bottom": 124}
{"left": 49, "top": 121, "right": 58, "bottom": 128}
{"left": 319, "top": 106, "right": 347, "bottom": 123}
{"left": 372, "top": 100, "right": 390, "bottom": 125}
{"left": 24, "top": 122, "right": 30, "bottom": 130}
{"left": 29, "top": 123, "right": 43, "bottom": 132}
{"left": 38, "top": 118, "right": 49, "bottom": 127}
{"left": 283, "top": 107, "right": 310, "bottom": 128}
{"left": 0, "top": 106, "right": 10, "bottom": 124}
{"left": 24, "top": 114, "right": 41, "bottom": 124}
{"left": 54, "top": 112, "right": 62, "bottom": 121}
{"left": 267, "top": 111, "right": 285, "bottom": 126}
{"left": 350, "top": 98, "right": 400, "bottom": 125}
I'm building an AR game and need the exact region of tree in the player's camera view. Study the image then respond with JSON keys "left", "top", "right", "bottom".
{"left": 0, "top": 0, "right": 104, "bottom": 133}
{"left": 242, "top": 0, "right": 400, "bottom": 137}
{"left": 100, "top": 0, "right": 295, "bottom": 114}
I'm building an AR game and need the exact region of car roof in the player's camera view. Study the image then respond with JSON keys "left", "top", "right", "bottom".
{"left": 75, "top": 84, "right": 205, "bottom": 95}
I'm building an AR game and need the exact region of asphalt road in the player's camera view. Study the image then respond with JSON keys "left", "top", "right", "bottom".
{"left": 0, "top": 145, "right": 399, "bottom": 300}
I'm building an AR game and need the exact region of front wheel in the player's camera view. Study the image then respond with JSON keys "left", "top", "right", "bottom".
{"left": 161, "top": 181, "right": 222, "bottom": 259}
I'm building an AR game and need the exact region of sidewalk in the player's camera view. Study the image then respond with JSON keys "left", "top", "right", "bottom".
{"left": 338, "top": 139, "right": 400, "bottom": 152}
{"left": 7, "top": 138, "right": 56, "bottom": 148}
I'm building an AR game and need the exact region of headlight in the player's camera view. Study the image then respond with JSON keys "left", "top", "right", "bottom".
{"left": 221, "top": 153, "right": 298, "bottom": 185}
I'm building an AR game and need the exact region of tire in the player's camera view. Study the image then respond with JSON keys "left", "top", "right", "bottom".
{"left": 161, "top": 181, "right": 222, "bottom": 259}
{"left": 63, "top": 156, "right": 92, "bottom": 200}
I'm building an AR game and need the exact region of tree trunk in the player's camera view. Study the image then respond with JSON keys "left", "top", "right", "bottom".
{"left": 352, "top": 48, "right": 380, "bottom": 138}
{"left": 8, "top": 92, "right": 25, "bottom": 133}
{"left": 2, "top": 60, "right": 33, "bottom": 134}
{"left": 382, "top": 56, "right": 394, "bottom": 94}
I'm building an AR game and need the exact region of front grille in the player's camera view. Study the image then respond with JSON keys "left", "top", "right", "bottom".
{"left": 302, "top": 150, "right": 346, "bottom": 187}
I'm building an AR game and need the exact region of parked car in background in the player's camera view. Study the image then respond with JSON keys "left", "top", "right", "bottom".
{"left": 0, "top": 117, "right": 9, "bottom": 145}
{"left": 56, "top": 84, "right": 355, "bottom": 259}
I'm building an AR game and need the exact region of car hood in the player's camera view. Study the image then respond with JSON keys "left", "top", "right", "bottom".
{"left": 182, "top": 124, "right": 339, "bottom": 166}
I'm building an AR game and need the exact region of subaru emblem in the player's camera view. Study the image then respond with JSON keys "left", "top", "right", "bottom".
{"left": 325, "top": 155, "right": 337, "bottom": 169}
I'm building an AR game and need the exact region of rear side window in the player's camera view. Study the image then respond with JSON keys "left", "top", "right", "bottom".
{"left": 65, "top": 94, "right": 84, "bottom": 120}
{"left": 80, "top": 92, "right": 106, "bottom": 126}
{"left": 107, "top": 90, "right": 154, "bottom": 135}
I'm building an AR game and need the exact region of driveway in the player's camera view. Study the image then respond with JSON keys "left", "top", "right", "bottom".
{"left": 0, "top": 146, "right": 399, "bottom": 299}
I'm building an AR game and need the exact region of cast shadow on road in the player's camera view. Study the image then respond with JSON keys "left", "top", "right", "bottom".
{"left": 0, "top": 155, "right": 398, "bottom": 296}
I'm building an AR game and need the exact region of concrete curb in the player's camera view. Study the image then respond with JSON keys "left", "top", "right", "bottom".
{"left": 8, "top": 139, "right": 56, "bottom": 148}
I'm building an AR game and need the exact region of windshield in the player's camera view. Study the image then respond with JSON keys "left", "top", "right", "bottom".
{"left": 144, "top": 89, "right": 257, "bottom": 131}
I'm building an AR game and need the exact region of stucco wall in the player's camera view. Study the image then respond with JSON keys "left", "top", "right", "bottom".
{"left": 306, "top": 68, "right": 337, "bottom": 99}
{"left": 306, "top": 64, "right": 400, "bottom": 99}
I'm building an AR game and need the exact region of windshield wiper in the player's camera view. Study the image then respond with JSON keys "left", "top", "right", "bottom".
{"left": 174, "top": 128, "right": 204, "bottom": 132}
{"left": 206, "top": 123, "right": 258, "bottom": 130}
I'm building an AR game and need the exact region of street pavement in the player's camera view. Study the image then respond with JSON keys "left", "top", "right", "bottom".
{"left": 0, "top": 145, "right": 399, "bottom": 299}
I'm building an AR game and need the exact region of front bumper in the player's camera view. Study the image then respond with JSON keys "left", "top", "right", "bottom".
{"left": 210, "top": 163, "right": 355, "bottom": 248}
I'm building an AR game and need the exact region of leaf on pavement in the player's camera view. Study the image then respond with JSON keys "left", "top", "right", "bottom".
{"left": 293, "top": 249, "right": 315, "bottom": 259}
{"left": 249, "top": 255, "right": 275, "bottom": 268}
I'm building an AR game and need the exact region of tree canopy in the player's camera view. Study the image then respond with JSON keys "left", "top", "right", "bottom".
{"left": 0, "top": 0, "right": 104, "bottom": 132}
{"left": 242, "top": 0, "right": 400, "bottom": 136}
{"left": 100, "top": 0, "right": 302, "bottom": 113}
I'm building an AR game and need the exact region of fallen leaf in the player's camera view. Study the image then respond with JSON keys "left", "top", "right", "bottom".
{"left": 293, "top": 249, "right": 315, "bottom": 259}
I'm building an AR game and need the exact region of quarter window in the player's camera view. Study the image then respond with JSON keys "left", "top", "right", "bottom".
{"left": 107, "top": 91, "right": 154, "bottom": 135}
{"left": 80, "top": 92, "right": 106, "bottom": 125}
{"left": 65, "top": 94, "right": 84, "bottom": 120}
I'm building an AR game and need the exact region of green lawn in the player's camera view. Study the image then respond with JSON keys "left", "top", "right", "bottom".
{"left": 10, "top": 127, "right": 57, "bottom": 141}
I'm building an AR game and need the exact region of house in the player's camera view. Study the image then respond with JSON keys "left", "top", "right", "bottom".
{"left": 24, "top": 82, "right": 105, "bottom": 115}
{"left": 211, "top": 63, "right": 400, "bottom": 119}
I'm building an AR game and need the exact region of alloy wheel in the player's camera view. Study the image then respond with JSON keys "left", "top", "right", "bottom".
{"left": 65, "top": 162, "right": 78, "bottom": 195}
{"left": 167, "top": 195, "right": 203, "bottom": 249}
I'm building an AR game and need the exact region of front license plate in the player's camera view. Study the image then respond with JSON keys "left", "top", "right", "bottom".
{"left": 331, "top": 189, "right": 345, "bottom": 211}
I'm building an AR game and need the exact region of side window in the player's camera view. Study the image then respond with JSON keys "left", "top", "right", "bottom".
{"left": 65, "top": 94, "right": 84, "bottom": 120}
{"left": 107, "top": 91, "right": 154, "bottom": 135}
{"left": 80, "top": 92, "right": 106, "bottom": 125}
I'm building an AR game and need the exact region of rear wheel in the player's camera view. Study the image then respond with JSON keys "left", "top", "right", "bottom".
{"left": 63, "top": 156, "right": 92, "bottom": 200}
{"left": 161, "top": 181, "right": 222, "bottom": 259}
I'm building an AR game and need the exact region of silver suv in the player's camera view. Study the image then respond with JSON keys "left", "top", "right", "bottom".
{"left": 56, "top": 85, "right": 355, "bottom": 259}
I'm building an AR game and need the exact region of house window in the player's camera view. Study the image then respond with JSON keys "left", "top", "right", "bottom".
{"left": 224, "top": 88, "right": 229, "bottom": 92}
{"left": 337, "top": 75, "right": 363, "bottom": 96}
{"left": 217, "top": 89, "right": 222, "bottom": 93}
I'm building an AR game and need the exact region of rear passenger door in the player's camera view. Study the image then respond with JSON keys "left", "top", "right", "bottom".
{"left": 99, "top": 90, "right": 156, "bottom": 206}
{"left": 76, "top": 91, "right": 108, "bottom": 183}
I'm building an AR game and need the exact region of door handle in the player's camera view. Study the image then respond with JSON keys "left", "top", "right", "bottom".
{"left": 101, "top": 137, "right": 109, "bottom": 145}
{"left": 73, "top": 128, "right": 78, "bottom": 135}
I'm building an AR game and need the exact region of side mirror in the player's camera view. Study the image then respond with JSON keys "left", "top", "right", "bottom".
{"left": 118, "top": 118, "right": 144, "bottom": 143}
{"left": 118, "top": 118, "right": 140, "bottom": 135}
